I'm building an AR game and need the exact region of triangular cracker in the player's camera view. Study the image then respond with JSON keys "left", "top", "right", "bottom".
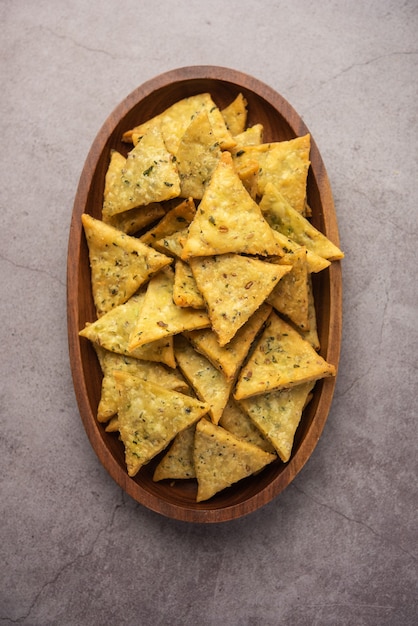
{"left": 175, "top": 111, "right": 222, "bottom": 199}
{"left": 94, "top": 345, "right": 188, "bottom": 423}
{"left": 103, "top": 202, "right": 165, "bottom": 235}
{"left": 219, "top": 397, "right": 275, "bottom": 454}
{"left": 267, "top": 248, "right": 310, "bottom": 330}
{"left": 234, "top": 311, "right": 336, "bottom": 399}
{"left": 174, "top": 335, "right": 233, "bottom": 425}
{"left": 239, "top": 381, "right": 315, "bottom": 462}
{"left": 232, "top": 134, "right": 311, "bottom": 213}
{"left": 298, "top": 273, "right": 320, "bottom": 350}
{"left": 114, "top": 371, "right": 209, "bottom": 477}
{"left": 79, "top": 292, "right": 176, "bottom": 368}
{"left": 221, "top": 93, "right": 248, "bottom": 136}
{"left": 103, "top": 124, "right": 180, "bottom": 217}
{"left": 193, "top": 419, "right": 277, "bottom": 501}
{"left": 139, "top": 198, "right": 196, "bottom": 246}
{"left": 181, "top": 151, "right": 283, "bottom": 259}
{"left": 154, "top": 228, "right": 188, "bottom": 258}
{"left": 173, "top": 259, "right": 205, "bottom": 309}
{"left": 128, "top": 267, "right": 210, "bottom": 351}
{"left": 153, "top": 425, "right": 196, "bottom": 481}
{"left": 236, "top": 158, "right": 259, "bottom": 199}
{"left": 189, "top": 254, "right": 291, "bottom": 346}
{"left": 234, "top": 123, "right": 264, "bottom": 147}
{"left": 123, "top": 93, "right": 236, "bottom": 152}
{"left": 272, "top": 230, "right": 330, "bottom": 273}
{"left": 102, "top": 149, "right": 127, "bottom": 218}
{"left": 81, "top": 214, "right": 172, "bottom": 317}
{"left": 185, "top": 302, "right": 272, "bottom": 381}
{"left": 260, "top": 183, "right": 344, "bottom": 260}
{"left": 104, "top": 415, "right": 120, "bottom": 433}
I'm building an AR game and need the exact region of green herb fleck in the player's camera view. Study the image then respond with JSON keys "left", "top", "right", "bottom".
{"left": 143, "top": 165, "right": 154, "bottom": 176}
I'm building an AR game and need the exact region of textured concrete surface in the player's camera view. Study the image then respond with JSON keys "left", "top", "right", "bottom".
{"left": 1, "top": 1, "right": 417, "bottom": 624}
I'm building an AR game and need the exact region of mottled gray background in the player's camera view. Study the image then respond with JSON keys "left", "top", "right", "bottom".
{"left": 1, "top": 1, "right": 417, "bottom": 624}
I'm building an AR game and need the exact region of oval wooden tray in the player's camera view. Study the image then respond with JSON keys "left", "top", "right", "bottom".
{"left": 67, "top": 66, "right": 342, "bottom": 523}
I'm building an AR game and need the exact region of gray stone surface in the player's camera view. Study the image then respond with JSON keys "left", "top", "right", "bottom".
{"left": 1, "top": 1, "right": 417, "bottom": 624}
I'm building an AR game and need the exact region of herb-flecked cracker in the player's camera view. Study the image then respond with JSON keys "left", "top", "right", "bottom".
{"left": 184, "top": 302, "right": 272, "bottom": 381}
{"left": 175, "top": 111, "right": 222, "bottom": 199}
{"left": 94, "top": 345, "right": 188, "bottom": 422}
{"left": 190, "top": 253, "right": 291, "bottom": 346}
{"left": 79, "top": 292, "right": 176, "bottom": 368}
{"left": 174, "top": 335, "right": 233, "bottom": 425}
{"left": 232, "top": 134, "right": 311, "bottom": 213}
{"left": 139, "top": 198, "right": 196, "bottom": 247}
{"left": 103, "top": 203, "right": 165, "bottom": 235}
{"left": 193, "top": 419, "right": 277, "bottom": 502}
{"left": 173, "top": 259, "right": 205, "bottom": 309}
{"left": 234, "top": 311, "right": 336, "bottom": 399}
{"left": 81, "top": 213, "right": 172, "bottom": 317}
{"left": 103, "top": 124, "right": 180, "bottom": 217}
{"left": 219, "top": 397, "right": 275, "bottom": 454}
{"left": 181, "top": 151, "right": 283, "bottom": 259}
{"left": 267, "top": 248, "right": 310, "bottom": 331}
{"left": 233, "top": 124, "right": 264, "bottom": 147}
{"left": 298, "top": 274, "right": 320, "bottom": 350}
{"left": 115, "top": 371, "right": 209, "bottom": 477}
{"left": 260, "top": 183, "right": 344, "bottom": 260}
{"left": 128, "top": 267, "right": 210, "bottom": 351}
{"left": 272, "top": 230, "right": 330, "bottom": 273}
{"left": 221, "top": 93, "right": 248, "bottom": 136}
{"left": 239, "top": 381, "right": 315, "bottom": 462}
{"left": 154, "top": 228, "right": 188, "bottom": 258}
{"left": 153, "top": 425, "right": 196, "bottom": 481}
{"left": 123, "top": 93, "right": 236, "bottom": 152}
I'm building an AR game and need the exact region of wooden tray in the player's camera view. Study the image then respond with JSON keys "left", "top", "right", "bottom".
{"left": 67, "top": 66, "right": 342, "bottom": 523}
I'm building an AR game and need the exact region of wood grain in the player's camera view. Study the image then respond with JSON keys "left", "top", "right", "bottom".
{"left": 67, "top": 66, "right": 342, "bottom": 523}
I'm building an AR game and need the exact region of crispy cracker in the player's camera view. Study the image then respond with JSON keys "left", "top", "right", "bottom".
{"left": 175, "top": 111, "right": 222, "bottom": 199}
{"left": 232, "top": 134, "right": 311, "bottom": 213}
{"left": 236, "top": 158, "right": 259, "bottom": 199}
{"left": 153, "top": 425, "right": 196, "bottom": 481}
{"left": 181, "top": 151, "right": 283, "bottom": 259}
{"left": 154, "top": 228, "right": 188, "bottom": 258}
{"left": 221, "top": 93, "right": 248, "bottom": 136}
{"left": 128, "top": 267, "right": 210, "bottom": 351}
{"left": 173, "top": 259, "right": 205, "bottom": 309}
{"left": 102, "top": 149, "right": 127, "bottom": 218}
{"left": 103, "top": 203, "right": 165, "bottom": 235}
{"left": 272, "top": 230, "right": 330, "bottom": 273}
{"left": 105, "top": 415, "right": 120, "bottom": 433}
{"left": 123, "top": 93, "right": 235, "bottom": 152}
{"left": 174, "top": 335, "right": 233, "bottom": 425}
{"left": 139, "top": 198, "right": 196, "bottom": 246}
{"left": 103, "top": 124, "right": 180, "bottom": 217}
{"left": 115, "top": 371, "right": 209, "bottom": 477}
{"left": 234, "top": 123, "right": 264, "bottom": 147}
{"left": 267, "top": 248, "right": 310, "bottom": 330}
{"left": 299, "top": 273, "right": 320, "bottom": 350}
{"left": 193, "top": 419, "right": 277, "bottom": 501}
{"left": 94, "top": 345, "right": 188, "bottom": 422}
{"left": 189, "top": 254, "right": 291, "bottom": 346}
{"left": 239, "top": 381, "right": 315, "bottom": 462}
{"left": 81, "top": 213, "right": 172, "bottom": 317}
{"left": 219, "top": 397, "right": 275, "bottom": 453}
{"left": 260, "top": 183, "right": 344, "bottom": 260}
{"left": 79, "top": 291, "right": 176, "bottom": 368}
{"left": 184, "top": 302, "right": 272, "bottom": 381}
{"left": 234, "top": 311, "right": 336, "bottom": 399}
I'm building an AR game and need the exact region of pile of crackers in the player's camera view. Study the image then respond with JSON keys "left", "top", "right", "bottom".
{"left": 79, "top": 92, "right": 343, "bottom": 502}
